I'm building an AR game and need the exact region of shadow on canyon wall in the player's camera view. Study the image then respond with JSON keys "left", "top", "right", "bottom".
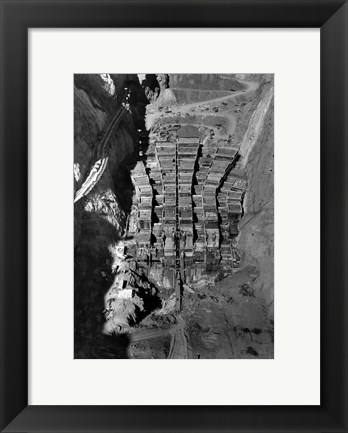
{"left": 74, "top": 208, "right": 131, "bottom": 359}
{"left": 74, "top": 74, "right": 153, "bottom": 359}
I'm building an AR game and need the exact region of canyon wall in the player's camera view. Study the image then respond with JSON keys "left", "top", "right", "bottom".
{"left": 168, "top": 73, "right": 247, "bottom": 104}
{"left": 74, "top": 74, "right": 136, "bottom": 243}
{"left": 74, "top": 73, "right": 274, "bottom": 358}
{"left": 237, "top": 78, "right": 274, "bottom": 311}
{"left": 74, "top": 74, "right": 142, "bottom": 356}
{"left": 169, "top": 74, "right": 246, "bottom": 91}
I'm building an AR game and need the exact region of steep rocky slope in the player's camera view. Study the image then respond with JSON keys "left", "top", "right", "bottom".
{"left": 74, "top": 74, "right": 274, "bottom": 359}
{"left": 74, "top": 74, "right": 145, "bottom": 357}
{"left": 237, "top": 96, "right": 274, "bottom": 311}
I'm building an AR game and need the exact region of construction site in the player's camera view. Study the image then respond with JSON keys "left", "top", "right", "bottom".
{"left": 126, "top": 127, "right": 244, "bottom": 301}
{"left": 74, "top": 74, "right": 274, "bottom": 359}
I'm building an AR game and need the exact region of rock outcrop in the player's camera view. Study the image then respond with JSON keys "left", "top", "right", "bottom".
{"left": 74, "top": 74, "right": 142, "bottom": 356}
{"left": 237, "top": 94, "right": 274, "bottom": 311}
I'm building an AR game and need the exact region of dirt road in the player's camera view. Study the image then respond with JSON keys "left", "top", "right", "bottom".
{"left": 168, "top": 317, "right": 188, "bottom": 359}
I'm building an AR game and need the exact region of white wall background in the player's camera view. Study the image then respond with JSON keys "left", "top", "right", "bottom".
{"left": 29, "top": 29, "right": 320, "bottom": 405}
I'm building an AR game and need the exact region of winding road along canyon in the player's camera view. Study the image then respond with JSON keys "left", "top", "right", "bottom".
{"left": 74, "top": 74, "right": 274, "bottom": 359}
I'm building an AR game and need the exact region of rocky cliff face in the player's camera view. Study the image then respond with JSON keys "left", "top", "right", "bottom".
{"left": 74, "top": 74, "right": 144, "bottom": 357}
{"left": 74, "top": 74, "right": 136, "bottom": 242}
{"left": 237, "top": 79, "right": 274, "bottom": 311}
{"left": 74, "top": 73, "right": 274, "bottom": 359}
{"left": 167, "top": 73, "right": 247, "bottom": 104}
{"left": 169, "top": 73, "right": 246, "bottom": 91}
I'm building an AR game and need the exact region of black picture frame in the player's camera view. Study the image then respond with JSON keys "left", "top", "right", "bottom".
{"left": 1, "top": 1, "right": 347, "bottom": 432}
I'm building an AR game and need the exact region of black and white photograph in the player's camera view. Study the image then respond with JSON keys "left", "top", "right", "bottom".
{"left": 74, "top": 73, "right": 274, "bottom": 359}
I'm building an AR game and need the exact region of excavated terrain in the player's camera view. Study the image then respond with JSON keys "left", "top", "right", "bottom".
{"left": 74, "top": 73, "right": 274, "bottom": 359}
